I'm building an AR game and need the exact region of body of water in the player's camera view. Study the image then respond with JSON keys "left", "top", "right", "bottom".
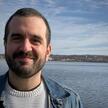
{"left": 0, "top": 59, "right": 108, "bottom": 108}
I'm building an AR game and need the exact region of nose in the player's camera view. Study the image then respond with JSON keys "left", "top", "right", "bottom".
{"left": 19, "top": 38, "right": 32, "bottom": 52}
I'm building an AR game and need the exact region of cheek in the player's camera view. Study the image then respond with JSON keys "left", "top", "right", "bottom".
{"left": 35, "top": 48, "right": 46, "bottom": 60}
{"left": 5, "top": 44, "right": 16, "bottom": 56}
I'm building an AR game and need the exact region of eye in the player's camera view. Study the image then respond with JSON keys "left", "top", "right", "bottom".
{"left": 10, "top": 33, "right": 22, "bottom": 42}
{"left": 31, "top": 36, "right": 42, "bottom": 45}
{"left": 12, "top": 36, "right": 21, "bottom": 40}
{"left": 32, "top": 38, "right": 41, "bottom": 45}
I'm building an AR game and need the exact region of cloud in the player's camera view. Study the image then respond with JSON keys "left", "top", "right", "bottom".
{"left": 61, "top": 0, "right": 108, "bottom": 14}
{"left": 85, "top": 0, "right": 108, "bottom": 6}
{"left": 38, "top": 1, "right": 66, "bottom": 17}
{"left": 45, "top": 0, "right": 55, "bottom": 5}
{"left": 0, "top": 0, "right": 4, "bottom": 6}
{"left": 50, "top": 14, "right": 108, "bottom": 38}
{"left": 75, "top": 0, "right": 108, "bottom": 8}
{"left": 51, "top": 17, "right": 108, "bottom": 55}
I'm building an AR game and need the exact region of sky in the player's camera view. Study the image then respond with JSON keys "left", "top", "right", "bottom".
{"left": 0, "top": 0, "right": 108, "bottom": 55}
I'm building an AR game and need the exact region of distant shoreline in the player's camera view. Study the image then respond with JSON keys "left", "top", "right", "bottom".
{"left": 49, "top": 55, "right": 108, "bottom": 63}
{"left": 0, "top": 54, "right": 108, "bottom": 63}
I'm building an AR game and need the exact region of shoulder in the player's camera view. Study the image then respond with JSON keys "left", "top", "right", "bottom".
{"left": 43, "top": 75, "right": 79, "bottom": 98}
{"left": 64, "top": 87, "right": 83, "bottom": 108}
{"left": 43, "top": 76, "right": 83, "bottom": 107}
{"left": 0, "top": 73, "right": 8, "bottom": 95}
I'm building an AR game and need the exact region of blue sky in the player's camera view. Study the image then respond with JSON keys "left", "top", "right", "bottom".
{"left": 0, "top": 0, "right": 108, "bottom": 55}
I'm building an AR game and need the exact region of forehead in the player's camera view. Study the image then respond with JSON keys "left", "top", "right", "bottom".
{"left": 8, "top": 16, "right": 47, "bottom": 35}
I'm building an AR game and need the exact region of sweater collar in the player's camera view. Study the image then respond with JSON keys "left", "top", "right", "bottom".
{"left": 0, "top": 72, "right": 70, "bottom": 98}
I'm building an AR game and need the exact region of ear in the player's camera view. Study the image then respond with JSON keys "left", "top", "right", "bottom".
{"left": 46, "top": 44, "right": 52, "bottom": 61}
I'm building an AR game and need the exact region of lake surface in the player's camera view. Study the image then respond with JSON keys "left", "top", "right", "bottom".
{"left": 0, "top": 59, "right": 108, "bottom": 108}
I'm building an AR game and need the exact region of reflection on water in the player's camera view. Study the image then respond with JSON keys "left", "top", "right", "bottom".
{"left": 1, "top": 60, "right": 108, "bottom": 108}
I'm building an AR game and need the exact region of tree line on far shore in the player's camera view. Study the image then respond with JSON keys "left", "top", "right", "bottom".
{"left": 49, "top": 54, "right": 108, "bottom": 63}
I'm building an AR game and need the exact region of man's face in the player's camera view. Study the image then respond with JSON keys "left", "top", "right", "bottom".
{"left": 5, "top": 16, "right": 51, "bottom": 78}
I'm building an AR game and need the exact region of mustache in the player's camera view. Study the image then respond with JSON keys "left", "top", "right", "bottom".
{"left": 13, "top": 51, "right": 37, "bottom": 59}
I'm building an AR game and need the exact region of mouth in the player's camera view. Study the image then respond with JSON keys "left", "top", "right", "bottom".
{"left": 15, "top": 56, "right": 33, "bottom": 63}
{"left": 12, "top": 51, "right": 38, "bottom": 65}
{"left": 13, "top": 51, "right": 36, "bottom": 60}
{"left": 15, "top": 55, "right": 34, "bottom": 59}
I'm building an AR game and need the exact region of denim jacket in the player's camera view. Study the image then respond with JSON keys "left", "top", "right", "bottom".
{"left": 0, "top": 73, "right": 83, "bottom": 108}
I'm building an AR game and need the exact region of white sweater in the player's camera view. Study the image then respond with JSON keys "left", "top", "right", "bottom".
{"left": 2, "top": 81, "right": 48, "bottom": 108}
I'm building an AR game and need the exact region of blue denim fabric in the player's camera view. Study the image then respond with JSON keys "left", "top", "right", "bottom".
{"left": 0, "top": 73, "right": 83, "bottom": 108}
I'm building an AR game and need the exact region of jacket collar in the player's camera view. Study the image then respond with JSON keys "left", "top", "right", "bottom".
{"left": 0, "top": 72, "right": 8, "bottom": 108}
{"left": 43, "top": 75, "right": 70, "bottom": 99}
{"left": 0, "top": 73, "right": 8, "bottom": 96}
{"left": 43, "top": 75, "right": 71, "bottom": 107}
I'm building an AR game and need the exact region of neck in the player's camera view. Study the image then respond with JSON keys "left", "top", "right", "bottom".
{"left": 8, "top": 70, "right": 42, "bottom": 91}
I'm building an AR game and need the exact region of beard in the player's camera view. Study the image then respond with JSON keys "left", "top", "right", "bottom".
{"left": 5, "top": 51, "right": 46, "bottom": 79}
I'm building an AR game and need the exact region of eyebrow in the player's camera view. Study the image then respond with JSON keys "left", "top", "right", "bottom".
{"left": 10, "top": 33, "right": 43, "bottom": 41}
{"left": 11, "top": 33, "right": 23, "bottom": 37}
{"left": 32, "top": 34, "right": 43, "bottom": 40}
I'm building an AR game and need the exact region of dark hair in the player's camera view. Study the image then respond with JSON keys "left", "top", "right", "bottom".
{"left": 4, "top": 8, "right": 51, "bottom": 45}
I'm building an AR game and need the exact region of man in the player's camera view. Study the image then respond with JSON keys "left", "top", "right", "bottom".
{"left": 0, "top": 8, "right": 83, "bottom": 108}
